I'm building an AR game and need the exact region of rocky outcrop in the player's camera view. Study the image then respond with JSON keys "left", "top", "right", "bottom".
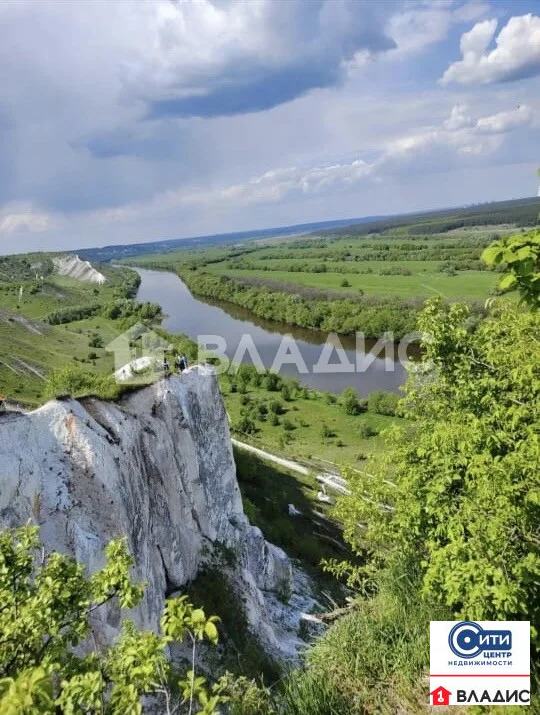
{"left": 53, "top": 254, "right": 106, "bottom": 284}
{"left": 0, "top": 367, "right": 310, "bottom": 658}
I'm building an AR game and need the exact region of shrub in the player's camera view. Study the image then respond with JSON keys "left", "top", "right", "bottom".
{"left": 367, "top": 390, "right": 399, "bottom": 416}
{"left": 341, "top": 387, "right": 360, "bottom": 415}
{"left": 320, "top": 423, "right": 334, "bottom": 439}
{"left": 88, "top": 334, "right": 104, "bottom": 348}
{"left": 264, "top": 373, "right": 280, "bottom": 391}
{"left": 44, "top": 365, "right": 124, "bottom": 401}
{"left": 280, "top": 384, "right": 292, "bottom": 401}
{"left": 234, "top": 415, "right": 257, "bottom": 435}
{"left": 357, "top": 422, "right": 378, "bottom": 438}
{"left": 269, "top": 399, "right": 284, "bottom": 415}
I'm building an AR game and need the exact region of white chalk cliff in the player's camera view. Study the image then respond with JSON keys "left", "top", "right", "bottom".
{"left": 0, "top": 367, "right": 310, "bottom": 658}
{"left": 53, "top": 254, "right": 107, "bottom": 284}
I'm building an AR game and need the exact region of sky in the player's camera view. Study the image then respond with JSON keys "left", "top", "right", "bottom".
{"left": 0, "top": 0, "right": 539, "bottom": 254}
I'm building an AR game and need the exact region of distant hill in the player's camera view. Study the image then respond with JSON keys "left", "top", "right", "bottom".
{"left": 76, "top": 216, "right": 384, "bottom": 263}
{"left": 318, "top": 196, "right": 540, "bottom": 238}
{"left": 76, "top": 196, "right": 539, "bottom": 263}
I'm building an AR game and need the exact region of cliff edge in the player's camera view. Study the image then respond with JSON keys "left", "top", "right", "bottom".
{"left": 0, "top": 366, "right": 310, "bottom": 658}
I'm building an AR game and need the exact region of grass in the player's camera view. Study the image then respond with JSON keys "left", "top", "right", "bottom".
{"left": 279, "top": 565, "right": 451, "bottom": 715}
{"left": 0, "top": 261, "right": 143, "bottom": 405}
{"left": 0, "top": 267, "right": 128, "bottom": 320}
{"left": 234, "top": 447, "right": 349, "bottom": 576}
{"left": 224, "top": 379, "right": 401, "bottom": 467}
{"left": 205, "top": 266, "right": 498, "bottom": 299}
{"left": 0, "top": 313, "right": 127, "bottom": 406}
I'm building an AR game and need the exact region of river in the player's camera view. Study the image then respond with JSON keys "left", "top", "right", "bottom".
{"left": 135, "top": 267, "right": 410, "bottom": 396}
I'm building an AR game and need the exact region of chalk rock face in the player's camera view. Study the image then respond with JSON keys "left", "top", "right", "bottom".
{"left": 53, "top": 254, "right": 106, "bottom": 284}
{"left": 0, "top": 367, "right": 300, "bottom": 656}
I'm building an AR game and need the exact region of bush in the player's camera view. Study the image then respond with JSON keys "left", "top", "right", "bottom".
{"left": 269, "top": 399, "right": 284, "bottom": 415}
{"left": 44, "top": 365, "right": 124, "bottom": 401}
{"left": 320, "top": 423, "right": 335, "bottom": 439}
{"left": 234, "top": 415, "right": 257, "bottom": 435}
{"left": 341, "top": 387, "right": 360, "bottom": 415}
{"left": 357, "top": 422, "right": 378, "bottom": 438}
{"left": 88, "top": 334, "right": 104, "bottom": 348}
{"left": 264, "top": 372, "right": 280, "bottom": 391}
{"left": 367, "top": 390, "right": 399, "bottom": 416}
{"left": 280, "top": 384, "right": 292, "bottom": 401}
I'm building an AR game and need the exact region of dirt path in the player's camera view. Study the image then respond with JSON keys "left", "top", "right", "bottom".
{"left": 231, "top": 438, "right": 310, "bottom": 475}
{"left": 231, "top": 438, "right": 352, "bottom": 495}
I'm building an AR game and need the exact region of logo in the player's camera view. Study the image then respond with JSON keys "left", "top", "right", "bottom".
{"left": 448, "top": 621, "right": 512, "bottom": 659}
{"left": 430, "top": 686, "right": 451, "bottom": 706}
{"left": 430, "top": 621, "right": 530, "bottom": 706}
{"left": 106, "top": 323, "right": 174, "bottom": 384}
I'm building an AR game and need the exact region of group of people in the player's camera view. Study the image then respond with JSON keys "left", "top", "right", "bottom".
{"left": 162, "top": 354, "right": 189, "bottom": 375}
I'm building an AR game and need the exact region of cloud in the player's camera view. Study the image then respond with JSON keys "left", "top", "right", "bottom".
{"left": 475, "top": 105, "right": 533, "bottom": 133}
{"left": 443, "top": 104, "right": 473, "bottom": 131}
{"left": 63, "top": 101, "right": 532, "bottom": 225}
{"left": 0, "top": 0, "right": 538, "bottom": 253}
{"left": 384, "top": 1, "right": 490, "bottom": 58}
{"left": 0, "top": 203, "right": 54, "bottom": 234}
{"left": 125, "top": 0, "right": 396, "bottom": 118}
{"left": 441, "top": 13, "right": 540, "bottom": 84}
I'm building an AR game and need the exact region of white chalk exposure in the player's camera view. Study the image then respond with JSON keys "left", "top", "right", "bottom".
{"left": 0, "top": 367, "right": 313, "bottom": 658}
{"left": 53, "top": 254, "right": 106, "bottom": 284}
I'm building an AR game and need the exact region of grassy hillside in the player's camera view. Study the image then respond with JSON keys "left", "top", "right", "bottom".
{"left": 0, "top": 256, "right": 151, "bottom": 406}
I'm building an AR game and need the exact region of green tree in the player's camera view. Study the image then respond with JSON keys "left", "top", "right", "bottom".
{"left": 482, "top": 229, "right": 539, "bottom": 308}
{"left": 0, "top": 526, "right": 227, "bottom": 714}
{"left": 335, "top": 298, "right": 539, "bottom": 634}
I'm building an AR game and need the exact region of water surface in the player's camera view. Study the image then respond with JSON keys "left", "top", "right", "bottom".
{"left": 135, "top": 267, "right": 409, "bottom": 396}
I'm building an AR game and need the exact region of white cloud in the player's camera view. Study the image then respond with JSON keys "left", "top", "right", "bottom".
{"left": 443, "top": 104, "right": 473, "bottom": 130}
{"left": 441, "top": 13, "right": 540, "bottom": 84}
{"left": 384, "top": 1, "right": 489, "bottom": 58}
{"left": 475, "top": 105, "right": 533, "bottom": 133}
{"left": 0, "top": 203, "right": 54, "bottom": 234}
{"left": 77, "top": 101, "right": 534, "bottom": 221}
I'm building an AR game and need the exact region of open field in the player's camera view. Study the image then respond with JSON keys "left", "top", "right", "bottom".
{"left": 204, "top": 265, "right": 497, "bottom": 299}
{"left": 124, "top": 206, "right": 535, "bottom": 315}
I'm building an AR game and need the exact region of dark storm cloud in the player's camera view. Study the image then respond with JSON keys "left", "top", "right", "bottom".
{"left": 142, "top": 2, "right": 396, "bottom": 119}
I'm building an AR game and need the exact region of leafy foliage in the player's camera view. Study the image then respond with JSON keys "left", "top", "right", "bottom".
{"left": 0, "top": 526, "right": 227, "bottom": 714}
{"left": 335, "top": 298, "right": 539, "bottom": 636}
{"left": 482, "top": 229, "right": 540, "bottom": 308}
{"left": 44, "top": 364, "right": 126, "bottom": 401}
{"left": 179, "top": 270, "right": 418, "bottom": 338}
{"left": 366, "top": 390, "right": 399, "bottom": 416}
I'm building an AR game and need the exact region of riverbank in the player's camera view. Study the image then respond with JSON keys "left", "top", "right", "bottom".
{"left": 134, "top": 267, "right": 409, "bottom": 396}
